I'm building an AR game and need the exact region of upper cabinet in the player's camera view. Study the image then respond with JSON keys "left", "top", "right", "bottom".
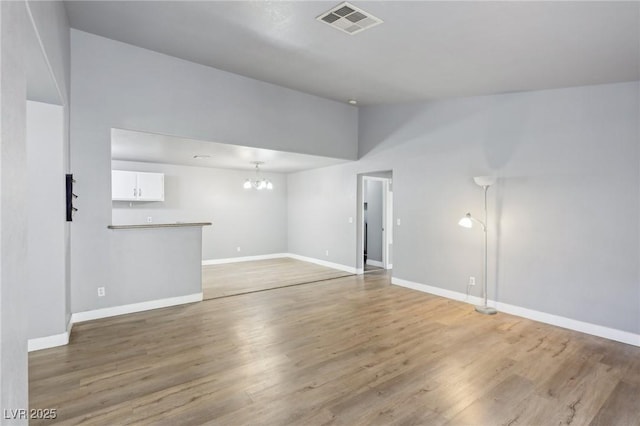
{"left": 112, "top": 170, "right": 164, "bottom": 202}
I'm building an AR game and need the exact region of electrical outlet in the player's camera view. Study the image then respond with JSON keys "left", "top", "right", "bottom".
{"left": 236, "top": 247, "right": 241, "bottom": 252}
{"left": 325, "top": 250, "right": 329, "bottom": 256}
{"left": 97, "top": 287, "right": 106, "bottom": 297}
{"left": 348, "top": 217, "right": 353, "bottom": 223}
{"left": 469, "top": 277, "right": 476, "bottom": 286}
{"left": 397, "top": 219, "right": 401, "bottom": 226}
{"left": 146, "top": 216, "right": 153, "bottom": 223}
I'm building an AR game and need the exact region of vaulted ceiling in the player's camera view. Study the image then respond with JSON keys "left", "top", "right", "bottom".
{"left": 65, "top": 1, "right": 640, "bottom": 105}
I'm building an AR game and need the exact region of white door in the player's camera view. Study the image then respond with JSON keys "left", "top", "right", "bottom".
{"left": 137, "top": 172, "right": 164, "bottom": 201}
{"left": 112, "top": 170, "right": 138, "bottom": 201}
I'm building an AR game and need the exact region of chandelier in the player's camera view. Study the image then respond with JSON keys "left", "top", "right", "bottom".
{"left": 243, "top": 161, "right": 273, "bottom": 190}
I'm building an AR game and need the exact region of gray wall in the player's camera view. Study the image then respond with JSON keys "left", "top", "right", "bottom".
{"left": 0, "top": 1, "right": 29, "bottom": 417}
{"left": 364, "top": 179, "right": 383, "bottom": 262}
{"left": 1, "top": 0, "right": 69, "bottom": 417}
{"left": 112, "top": 160, "right": 287, "bottom": 260}
{"left": 70, "top": 30, "right": 357, "bottom": 313}
{"left": 26, "top": 0, "right": 72, "bottom": 329}
{"left": 288, "top": 81, "right": 640, "bottom": 334}
{"left": 27, "top": 101, "right": 66, "bottom": 339}
{"left": 26, "top": 0, "right": 70, "bottom": 101}
{"left": 108, "top": 227, "right": 203, "bottom": 308}
{"left": 288, "top": 165, "right": 359, "bottom": 267}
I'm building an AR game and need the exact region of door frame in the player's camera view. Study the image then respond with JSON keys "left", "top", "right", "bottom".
{"left": 359, "top": 175, "right": 393, "bottom": 272}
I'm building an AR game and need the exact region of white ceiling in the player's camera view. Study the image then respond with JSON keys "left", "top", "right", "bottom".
{"left": 111, "top": 128, "right": 349, "bottom": 173}
{"left": 66, "top": 1, "right": 640, "bottom": 105}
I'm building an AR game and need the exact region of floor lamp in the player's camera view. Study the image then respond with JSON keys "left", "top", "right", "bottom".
{"left": 458, "top": 176, "right": 497, "bottom": 315}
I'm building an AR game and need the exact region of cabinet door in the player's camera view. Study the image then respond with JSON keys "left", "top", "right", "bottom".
{"left": 137, "top": 172, "right": 164, "bottom": 201}
{"left": 112, "top": 170, "right": 138, "bottom": 201}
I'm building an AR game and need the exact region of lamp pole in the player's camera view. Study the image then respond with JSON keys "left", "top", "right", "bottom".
{"left": 476, "top": 184, "right": 497, "bottom": 315}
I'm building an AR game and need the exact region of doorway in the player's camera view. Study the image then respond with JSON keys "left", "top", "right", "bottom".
{"left": 358, "top": 173, "right": 393, "bottom": 273}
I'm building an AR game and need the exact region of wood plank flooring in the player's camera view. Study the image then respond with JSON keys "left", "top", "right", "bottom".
{"left": 202, "top": 258, "right": 352, "bottom": 299}
{"left": 364, "top": 263, "right": 384, "bottom": 272}
{"left": 29, "top": 271, "right": 640, "bottom": 425}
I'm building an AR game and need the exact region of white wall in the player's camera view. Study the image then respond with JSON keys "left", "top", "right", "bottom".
{"left": 70, "top": 30, "right": 357, "bottom": 313}
{"left": 27, "top": 101, "right": 66, "bottom": 339}
{"left": 288, "top": 81, "right": 640, "bottom": 335}
{"left": 112, "top": 160, "right": 287, "bottom": 260}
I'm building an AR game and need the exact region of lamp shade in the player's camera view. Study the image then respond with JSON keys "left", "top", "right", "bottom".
{"left": 458, "top": 213, "right": 473, "bottom": 228}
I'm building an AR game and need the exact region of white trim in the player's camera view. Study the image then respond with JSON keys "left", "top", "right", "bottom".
{"left": 202, "top": 253, "right": 288, "bottom": 265}
{"left": 287, "top": 253, "right": 357, "bottom": 274}
{"left": 360, "top": 175, "right": 393, "bottom": 273}
{"left": 28, "top": 316, "right": 74, "bottom": 352}
{"left": 67, "top": 316, "right": 74, "bottom": 335}
{"left": 71, "top": 293, "right": 203, "bottom": 324}
{"left": 366, "top": 259, "right": 384, "bottom": 268}
{"left": 28, "top": 330, "right": 69, "bottom": 352}
{"left": 356, "top": 268, "right": 364, "bottom": 275}
{"left": 391, "top": 277, "right": 640, "bottom": 347}
{"left": 362, "top": 176, "right": 390, "bottom": 182}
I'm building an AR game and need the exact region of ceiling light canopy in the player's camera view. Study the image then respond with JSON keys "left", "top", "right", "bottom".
{"left": 244, "top": 161, "right": 273, "bottom": 190}
{"left": 317, "top": 2, "right": 383, "bottom": 36}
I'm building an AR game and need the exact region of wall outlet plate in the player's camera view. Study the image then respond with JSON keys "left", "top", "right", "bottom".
{"left": 97, "top": 287, "right": 106, "bottom": 297}
{"left": 146, "top": 216, "right": 153, "bottom": 223}
{"left": 469, "top": 277, "right": 476, "bottom": 286}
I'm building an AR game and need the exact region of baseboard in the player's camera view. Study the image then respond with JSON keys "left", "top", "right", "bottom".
{"left": 28, "top": 330, "right": 69, "bottom": 352}
{"left": 71, "top": 292, "right": 203, "bottom": 324}
{"left": 366, "top": 259, "right": 384, "bottom": 268}
{"left": 202, "top": 253, "right": 357, "bottom": 275}
{"left": 286, "top": 253, "right": 357, "bottom": 274}
{"left": 356, "top": 268, "right": 364, "bottom": 275}
{"left": 202, "top": 253, "right": 288, "bottom": 265}
{"left": 391, "top": 277, "right": 640, "bottom": 347}
{"left": 28, "top": 316, "right": 74, "bottom": 352}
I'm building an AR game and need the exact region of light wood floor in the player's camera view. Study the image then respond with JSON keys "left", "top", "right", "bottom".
{"left": 202, "top": 257, "right": 352, "bottom": 299}
{"left": 364, "top": 263, "right": 384, "bottom": 272}
{"left": 30, "top": 272, "right": 640, "bottom": 425}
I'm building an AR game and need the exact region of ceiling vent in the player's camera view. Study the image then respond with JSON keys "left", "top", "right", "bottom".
{"left": 317, "top": 2, "right": 383, "bottom": 36}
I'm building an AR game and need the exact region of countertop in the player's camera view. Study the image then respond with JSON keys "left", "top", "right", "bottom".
{"left": 107, "top": 222, "right": 212, "bottom": 230}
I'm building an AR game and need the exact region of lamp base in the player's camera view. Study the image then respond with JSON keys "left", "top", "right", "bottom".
{"left": 475, "top": 305, "right": 497, "bottom": 315}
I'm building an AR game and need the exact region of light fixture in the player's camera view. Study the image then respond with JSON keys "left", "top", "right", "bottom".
{"left": 348, "top": 99, "right": 358, "bottom": 105}
{"left": 459, "top": 176, "right": 497, "bottom": 315}
{"left": 243, "top": 161, "right": 273, "bottom": 191}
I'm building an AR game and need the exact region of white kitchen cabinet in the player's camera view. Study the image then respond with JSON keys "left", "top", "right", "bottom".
{"left": 112, "top": 170, "right": 164, "bottom": 201}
